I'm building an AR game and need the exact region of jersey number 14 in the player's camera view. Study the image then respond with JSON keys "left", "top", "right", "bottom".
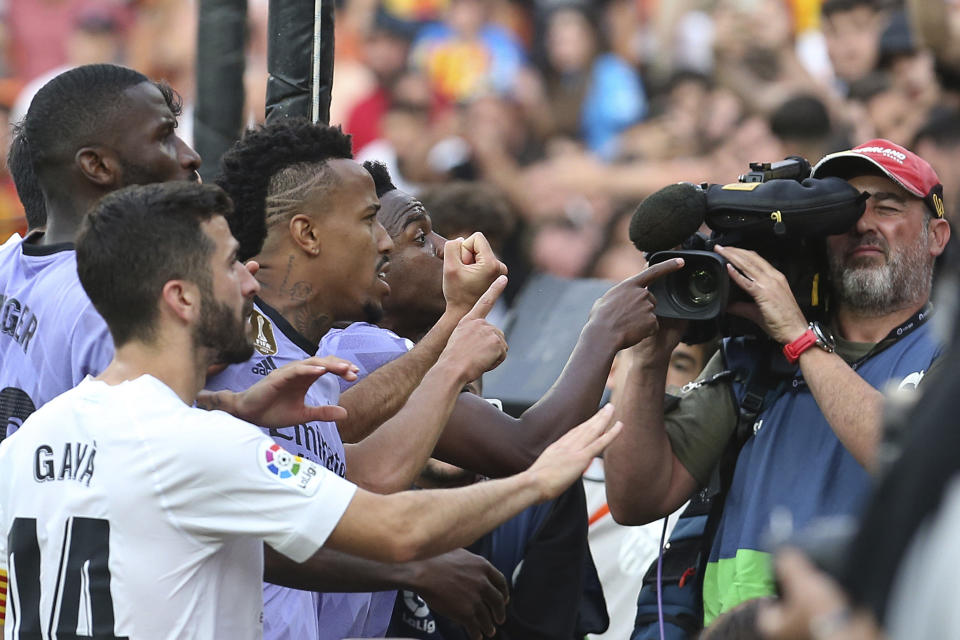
{"left": 6, "top": 516, "right": 127, "bottom": 639}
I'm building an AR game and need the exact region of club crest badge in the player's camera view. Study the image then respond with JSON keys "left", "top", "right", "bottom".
{"left": 251, "top": 309, "right": 278, "bottom": 356}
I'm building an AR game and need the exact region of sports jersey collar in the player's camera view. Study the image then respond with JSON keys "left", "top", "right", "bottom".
{"left": 80, "top": 374, "right": 187, "bottom": 405}
{"left": 20, "top": 230, "right": 74, "bottom": 256}
{"left": 253, "top": 296, "right": 318, "bottom": 356}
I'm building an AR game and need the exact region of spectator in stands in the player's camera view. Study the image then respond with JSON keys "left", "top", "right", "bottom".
{"left": 914, "top": 109, "right": 960, "bottom": 223}
{"left": 768, "top": 94, "right": 842, "bottom": 165}
{"left": 418, "top": 179, "right": 522, "bottom": 317}
{"left": 711, "top": 0, "right": 826, "bottom": 117}
{"left": 344, "top": 10, "right": 418, "bottom": 152}
{"left": 878, "top": 9, "right": 941, "bottom": 122}
{"left": 821, "top": 0, "right": 889, "bottom": 93}
{"left": 410, "top": 0, "right": 526, "bottom": 102}
{"left": 847, "top": 72, "right": 923, "bottom": 146}
{"left": 535, "top": 3, "right": 646, "bottom": 159}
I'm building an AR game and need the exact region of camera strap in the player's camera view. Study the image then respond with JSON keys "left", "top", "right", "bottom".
{"left": 788, "top": 305, "right": 933, "bottom": 392}
{"left": 850, "top": 304, "right": 932, "bottom": 369}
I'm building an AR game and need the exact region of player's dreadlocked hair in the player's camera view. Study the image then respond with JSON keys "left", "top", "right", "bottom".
{"left": 362, "top": 161, "right": 397, "bottom": 198}
{"left": 216, "top": 118, "right": 354, "bottom": 262}
{"left": 22, "top": 64, "right": 181, "bottom": 200}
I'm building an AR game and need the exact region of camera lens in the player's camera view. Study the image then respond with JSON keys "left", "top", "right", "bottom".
{"left": 686, "top": 269, "right": 718, "bottom": 305}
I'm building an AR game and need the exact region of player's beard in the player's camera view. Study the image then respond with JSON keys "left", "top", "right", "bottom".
{"left": 829, "top": 225, "right": 933, "bottom": 315}
{"left": 195, "top": 291, "right": 255, "bottom": 365}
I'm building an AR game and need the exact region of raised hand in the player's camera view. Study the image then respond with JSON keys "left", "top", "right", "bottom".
{"left": 588, "top": 258, "right": 686, "bottom": 350}
{"left": 442, "top": 232, "right": 509, "bottom": 317}
{"left": 223, "top": 356, "right": 359, "bottom": 428}
{"left": 412, "top": 548, "right": 509, "bottom": 640}
{"left": 526, "top": 404, "right": 623, "bottom": 500}
{"left": 439, "top": 275, "right": 509, "bottom": 383}
{"left": 715, "top": 245, "right": 808, "bottom": 344}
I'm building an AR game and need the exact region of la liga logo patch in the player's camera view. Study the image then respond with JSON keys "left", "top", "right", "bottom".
{"left": 264, "top": 443, "right": 302, "bottom": 479}
{"left": 259, "top": 441, "right": 323, "bottom": 495}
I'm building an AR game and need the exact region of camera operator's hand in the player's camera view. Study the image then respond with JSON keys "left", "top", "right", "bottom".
{"left": 715, "top": 245, "right": 808, "bottom": 345}
{"left": 588, "top": 258, "right": 685, "bottom": 350}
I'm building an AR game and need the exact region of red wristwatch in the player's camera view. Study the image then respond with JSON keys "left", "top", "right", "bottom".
{"left": 783, "top": 329, "right": 817, "bottom": 364}
{"left": 782, "top": 322, "right": 836, "bottom": 364}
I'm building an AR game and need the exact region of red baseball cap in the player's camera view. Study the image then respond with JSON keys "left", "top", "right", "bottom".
{"left": 811, "top": 138, "right": 945, "bottom": 218}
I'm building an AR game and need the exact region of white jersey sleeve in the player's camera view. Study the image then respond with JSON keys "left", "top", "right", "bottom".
{"left": 151, "top": 408, "right": 358, "bottom": 562}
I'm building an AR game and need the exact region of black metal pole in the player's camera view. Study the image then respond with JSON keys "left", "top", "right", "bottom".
{"left": 194, "top": 0, "right": 248, "bottom": 182}
{"left": 264, "top": 0, "right": 335, "bottom": 125}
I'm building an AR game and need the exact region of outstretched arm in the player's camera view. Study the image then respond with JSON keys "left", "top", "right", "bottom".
{"left": 603, "top": 326, "right": 701, "bottom": 525}
{"left": 264, "top": 546, "right": 508, "bottom": 639}
{"left": 336, "top": 233, "right": 507, "bottom": 442}
{"left": 433, "top": 259, "right": 685, "bottom": 477}
{"left": 325, "top": 405, "right": 621, "bottom": 563}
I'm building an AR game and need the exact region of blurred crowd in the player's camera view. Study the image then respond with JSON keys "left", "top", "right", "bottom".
{"left": 2, "top": 0, "right": 960, "bottom": 289}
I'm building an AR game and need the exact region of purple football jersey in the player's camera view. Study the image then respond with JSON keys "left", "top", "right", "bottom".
{"left": 0, "top": 238, "right": 113, "bottom": 439}
{"left": 321, "top": 322, "right": 412, "bottom": 393}
{"left": 207, "top": 299, "right": 364, "bottom": 640}
{"left": 318, "top": 322, "right": 413, "bottom": 637}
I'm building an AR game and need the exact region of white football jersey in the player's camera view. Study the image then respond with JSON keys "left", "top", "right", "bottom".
{"left": 0, "top": 375, "right": 356, "bottom": 640}
{"left": 207, "top": 299, "right": 356, "bottom": 640}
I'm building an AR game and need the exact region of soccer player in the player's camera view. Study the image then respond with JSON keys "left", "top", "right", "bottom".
{"left": 321, "top": 163, "right": 683, "bottom": 638}
{"left": 0, "top": 181, "right": 620, "bottom": 640}
{"left": 211, "top": 120, "right": 513, "bottom": 640}
{"left": 323, "top": 161, "right": 680, "bottom": 477}
{"left": 0, "top": 64, "right": 201, "bottom": 438}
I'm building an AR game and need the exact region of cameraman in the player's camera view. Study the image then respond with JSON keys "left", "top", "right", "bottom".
{"left": 603, "top": 139, "right": 951, "bottom": 625}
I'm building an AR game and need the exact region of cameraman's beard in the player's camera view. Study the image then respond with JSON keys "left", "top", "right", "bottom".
{"left": 829, "top": 229, "right": 933, "bottom": 316}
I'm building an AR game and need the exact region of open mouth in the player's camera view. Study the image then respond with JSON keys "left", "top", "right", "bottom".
{"left": 376, "top": 259, "right": 391, "bottom": 283}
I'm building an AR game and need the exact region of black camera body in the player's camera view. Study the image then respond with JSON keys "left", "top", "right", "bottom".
{"left": 646, "top": 158, "right": 868, "bottom": 342}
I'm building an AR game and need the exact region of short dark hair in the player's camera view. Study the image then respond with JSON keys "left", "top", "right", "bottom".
{"left": 770, "top": 94, "right": 831, "bottom": 140}
{"left": 22, "top": 64, "right": 181, "bottom": 199}
{"left": 76, "top": 182, "right": 233, "bottom": 347}
{"left": 363, "top": 161, "right": 397, "bottom": 198}
{"left": 417, "top": 181, "right": 516, "bottom": 249}
{"left": 846, "top": 72, "right": 891, "bottom": 103}
{"left": 216, "top": 118, "right": 353, "bottom": 261}
{"left": 914, "top": 108, "right": 960, "bottom": 149}
{"left": 822, "top": 0, "right": 880, "bottom": 18}
{"left": 7, "top": 125, "right": 46, "bottom": 230}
